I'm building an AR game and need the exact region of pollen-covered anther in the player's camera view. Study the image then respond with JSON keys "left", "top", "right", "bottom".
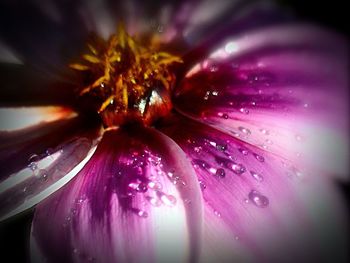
{"left": 70, "top": 24, "right": 182, "bottom": 127}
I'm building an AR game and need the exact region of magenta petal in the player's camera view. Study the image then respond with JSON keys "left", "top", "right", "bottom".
{"left": 160, "top": 115, "right": 348, "bottom": 262}
{"left": 0, "top": 112, "right": 101, "bottom": 221}
{"left": 31, "top": 127, "right": 202, "bottom": 263}
{"left": 175, "top": 25, "right": 349, "bottom": 177}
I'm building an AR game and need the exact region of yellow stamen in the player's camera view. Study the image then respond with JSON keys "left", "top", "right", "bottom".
{"left": 70, "top": 24, "right": 182, "bottom": 126}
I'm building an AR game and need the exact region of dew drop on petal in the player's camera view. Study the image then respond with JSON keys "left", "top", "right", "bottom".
{"left": 253, "top": 153, "right": 265, "bottom": 162}
{"left": 239, "top": 108, "right": 249, "bottom": 114}
{"left": 238, "top": 148, "right": 249, "bottom": 155}
{"left": 199, "top": 180, "right": 207, "bottom": 190}
{"left": 148, "top": 181, "right": 162, "bottom": 190}
{"left": 28, "top": 162, "right": 38, "bottom": 171}
{"left": 216, "top": 143, "right": 227, "bottom": 152}
{"left": 238, "top": 126, "right": 251, "bottom": 135}
{"left": 28, "top": 154, "right": 40, "bottom": 163}
{"left": 146, "top": 196, "right": 161, "bottom": 207}
{"left": 265, "top": 139, "right": 273, "bottom": 145}
{"left": 250, "top": 171, "right": 264, "bottom": 182}
{"left": 227, "top": 163, "right": 246, "bottom": 175}
{"left": 136, "top": 182, "right": 148, "bottom": 193}
{"left": 159, "top": 193, "right": 177, "bottom": 207}
{"left": 137, "top": 210, "right": 148, "bottom": 218}
{"left": 248, "top": 190, "right": 269, "bottom": 208}
{"left": 214, "top": 210, "right": 221, "bottom": 217}
{"left": 259, "top": 129, "right": 269, "bottom": 135}
{"left": 215, "top": 168, "right": 226, "bottom": 178}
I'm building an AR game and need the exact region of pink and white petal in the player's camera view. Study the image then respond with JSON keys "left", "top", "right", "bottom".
{"left": 174, "top": 24, "right": 349, "bottom": 178}
{"left": 0, "top": 106, "right": 76, "bottom": 132}
{"left": 159, "top": 115, "right": 349, "bottom": 262}
{"left": 31, "top": 127, "right": 203, "bottom": 263}
{"left": 0, "top": 108, "right": 102, "bottom": 221}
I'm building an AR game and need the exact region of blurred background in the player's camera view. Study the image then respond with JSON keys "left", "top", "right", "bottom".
{"left": 0, "top": 0, "right": 348, "bottom": 262}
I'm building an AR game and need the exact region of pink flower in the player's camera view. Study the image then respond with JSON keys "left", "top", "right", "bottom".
{"left": 0, "top": 1, "right": 348, "bottom": 262}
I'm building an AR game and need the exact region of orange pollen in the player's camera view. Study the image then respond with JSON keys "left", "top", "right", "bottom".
{"left": 70, "top": 24, "right": 182, "bottom": 127}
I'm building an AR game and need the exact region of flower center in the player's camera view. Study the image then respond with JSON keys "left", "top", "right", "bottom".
{"left": 70, "top": 24, "right": 182, "bottom": 127}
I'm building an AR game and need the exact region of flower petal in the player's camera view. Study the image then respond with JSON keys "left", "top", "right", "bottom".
{"left": 0, "top": 106, "right": 76, "bottom": 132}
{"left": 31, "top": 126, "right": 203, "bottom": 263}
{"left": 159, "top": 115, "right": 349, "bottom": 262}
{"left": 0, "top": 111, "right": 101, "bottom": 221}
{"left": 175, "top": 24, "right": 349, "bottom": 178}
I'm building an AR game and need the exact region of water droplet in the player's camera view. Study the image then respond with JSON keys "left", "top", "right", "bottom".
{"left": 193, "top": 146, "right": 202, "bottom": 153}
{"left": 238, "top": 148, "right": 249, "bottom": 155}
{"left": 28, "top": 162, "right": 38, "bottom": 171}
{"left": 254, "top": 153, "right": 265, "bottom": 162}
{"left": 41, "top": 173, "right": 48, "bottom": 181}
{"left": 146, "top": 196, "right": 161, "bottom": 207}
{"left": 214, "top": 210, "right": 221, "bottom": 217}
{"left": 265, "top": 139, "right": 273, "bottom": 145}
{"left": 159, "top": 193, "right": 177, "bottom": 207}
{"left": 211, "top": 90, "right": 219, "bottom": 96}
{"left": 136, "top": 182, "right": 148, "bottom": 193}
{"left": 193, "top": 159, "right": 210, "bottom": 170}
{"left": 215, "top": 168, "right": 226, "bottom": 178}
{"left": 239, "top": 108, "right": 249, "bottom": 114}
{"left": 231, "top": 131, "right": 240, "bottom": 137}
{"left": 28, "top": 154, "right": 40, "bottom": 163}
{"left": 248, "top": 190, "right": 269, "bottom": 208}
{"left": 259, "top": 129, "right": 269, "bottom": 135}
{"left": 250, "top": 171, "right": 264, "bottom": 182}
{"left": 222, "top": 113, "right": 229, "bottom": 119}
{"left": 148, "top": 181, "right": 162, "bottom": 190}
{"left": 291, "top": 166, "right": 303, "bottom": 177}
{"left": 227, "top": 162, "right": 246, "bottom": 175}
{"left": 137, "top": 210, "right": 148, "bottom": 218}
{"left": 238, "top": 127, "right": 251, "bottom": 135}
{"left": 45, "top": 148, "right": 53, "bottom": 156}
{"left": 199, "top": 180, "right": 207, "bottom": 190}
{"left": 216, "top": 143, "right": 227, "bottom": 152}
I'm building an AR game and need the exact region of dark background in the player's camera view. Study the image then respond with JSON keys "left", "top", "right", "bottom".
{"left": 0, "top": 1, "right": 348, "bottom": 262}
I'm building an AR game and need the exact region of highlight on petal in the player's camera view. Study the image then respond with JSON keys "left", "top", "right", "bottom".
{"left": 175, "top": 24, "right": 349, "bottom": 178}
{"left": 0, "top": 106, "right": 76, "bottom": 131}
{"left": 159, "top": 115, "right": 349, "bottom": 262}
{"left": 0, "top": 114, "right": 102, "bottom": 221}
{"left": 31, "top": 126, "right": 202, "bottom": 263}
{"left": 0, "top": 41, "right": 22, "bottom": 64}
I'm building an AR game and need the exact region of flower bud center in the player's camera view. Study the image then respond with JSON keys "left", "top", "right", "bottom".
{"left": 70, "top": 24, "right": 182, "bottom": 127}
